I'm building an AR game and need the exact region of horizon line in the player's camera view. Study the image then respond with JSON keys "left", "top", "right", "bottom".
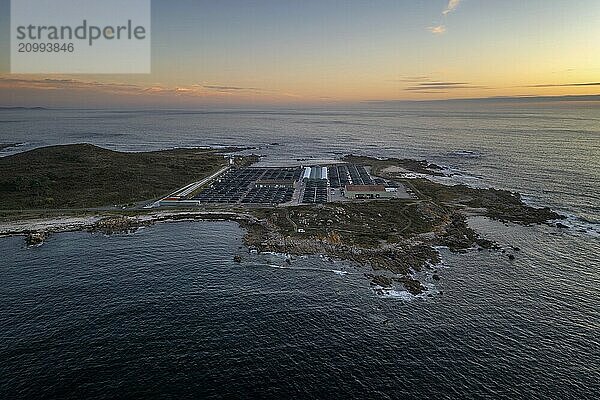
{"left": 1, "top": 94, "right": 599, "bottom": 111}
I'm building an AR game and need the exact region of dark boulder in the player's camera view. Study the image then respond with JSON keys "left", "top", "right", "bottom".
{"left": 26, "top": 231, "right": 48, "bottom": 247}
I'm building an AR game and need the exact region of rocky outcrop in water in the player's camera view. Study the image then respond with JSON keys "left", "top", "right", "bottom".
{"left": 344, "top": 155, "right": 447, "bottom": 176}
{"left": 241, "top": 207, "right": 454, "bottom": 295}
{"left": 25, "top": 231, "right": 49, "bottom": 246}
{"left": 0, "top": 143, "right": 21, "bottom": 151}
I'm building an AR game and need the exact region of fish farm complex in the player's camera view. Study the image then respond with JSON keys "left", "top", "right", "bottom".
{"left": 157, "top": 162, "right": 414, "bottom": 207}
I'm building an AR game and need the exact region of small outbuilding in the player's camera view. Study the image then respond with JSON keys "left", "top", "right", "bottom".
{"left": 344, "top": 184, "right": 394, "bottom": 200}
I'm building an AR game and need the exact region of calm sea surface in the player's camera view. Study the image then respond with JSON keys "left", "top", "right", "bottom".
{"left": 0, "top": 105, "right": 599, "bottom": 398}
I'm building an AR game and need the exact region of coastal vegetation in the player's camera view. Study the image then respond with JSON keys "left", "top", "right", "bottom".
{"left": 0, "top": 144, "right": 241, "bottom": 210}
{"left": 346, "top": 155, "right": 563, "bottom": 225}
{"left": 244, "top": 198, "right": 497, "bottom": 295}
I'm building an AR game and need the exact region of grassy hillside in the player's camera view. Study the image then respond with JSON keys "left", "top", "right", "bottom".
{"left": 0, "top": 144, "right": 229, "bottom": 209}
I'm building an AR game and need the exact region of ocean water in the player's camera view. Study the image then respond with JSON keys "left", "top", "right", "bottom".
{"left": 1, "top": 105, "right": 598, "bottom": 228}
{"left": 0, "top": 105, "right": 599, "bottom": 398}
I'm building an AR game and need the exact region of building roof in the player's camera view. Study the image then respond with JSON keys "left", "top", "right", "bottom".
{"left": 303, "top": 166, "right": 328, "bottom": 180}
{"left": 345, "top": 184, "right": 387, "bottom": 192}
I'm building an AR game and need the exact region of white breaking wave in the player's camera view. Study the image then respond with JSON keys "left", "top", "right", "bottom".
{"left": 250, "top": 263, "right": 355, "bottom": 275}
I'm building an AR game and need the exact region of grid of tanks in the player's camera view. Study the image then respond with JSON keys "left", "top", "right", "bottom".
{"left": 300, "top": 166, "right": 329, "bottom": 204}
{"left": 193, "top": 167, "right": 302, "bottom": 204}
{"left": 301, "top": 179, "right": 328, "bottom": 203}
{"left": 192, "top": 163, "right": 386, "bottom": 205}
{"left": 327, "top": 164, "right": 378, "bottom": 188}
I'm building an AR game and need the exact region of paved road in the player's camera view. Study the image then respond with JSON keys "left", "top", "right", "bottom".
{"left": 148, "top": 165, "right": 231, "bottom": 208}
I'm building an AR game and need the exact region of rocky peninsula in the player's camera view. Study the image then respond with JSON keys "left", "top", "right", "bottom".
{"left": 0, "top": 145, "right": 565, "bottom": 297}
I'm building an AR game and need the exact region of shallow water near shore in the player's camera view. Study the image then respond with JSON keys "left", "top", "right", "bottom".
{"left": 1, "top": 219, "right": 599, "bottom": 399}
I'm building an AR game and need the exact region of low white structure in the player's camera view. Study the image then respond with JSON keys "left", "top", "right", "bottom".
{"left": 303, "top": 166, "right": 328, "bottom": 181}
{"left": 344, "top": 185, "right": 394, "bottom": 199}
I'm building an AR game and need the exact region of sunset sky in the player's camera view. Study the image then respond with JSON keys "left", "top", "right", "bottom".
{"left": 0, "top": 0, "right": 599, "bottom": 107}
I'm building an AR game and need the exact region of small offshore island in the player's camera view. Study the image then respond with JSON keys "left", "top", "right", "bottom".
{"left": 0, "top": 144, "right": 564, "bottom": 296}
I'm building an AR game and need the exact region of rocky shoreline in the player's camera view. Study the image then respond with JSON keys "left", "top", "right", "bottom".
{"left": 5, "top": 198, "right": 560, "bottom": 297}
{"left": 1, "top": 153, "right": 567, "bottom": 298}
{"left": 5, "top": 207, "right": 491, "bottom": 296}
{"left": 0, "top": 143, "right": 23, "bottom": 151}
{"left": 240, "top": 205, "right": 516, "bottom": 295}
{"left": 5, "top": 211, "right": 262, "bottom": 246}
{"left": 240, "top": 217, "right": 439, "bottom": 295}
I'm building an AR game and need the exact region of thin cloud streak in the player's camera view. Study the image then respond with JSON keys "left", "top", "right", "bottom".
{"left": 391, "top": 76, "right": 433, "bottom": 82}
{"left": 443, "top": 0, "right": 461, "bottom": 15}
{"left": 428, "top": 25, "right": 446, "bottom": 34}
{"left": 202, "top": 84, "right": 268, "bottom": 92}
{"left": 405, "top": 91, "right": 450, "bottom": 94}
{"left": 404, "top": 82, "right": 487, "bottom": 91}
{"left": 363, "top": 95, "right": 600, "bottom": 104}
{"left": 417, "top": 82, "right": 470, "bottom": 86}
{"left": 524, "top": 82, "right": 600, "bottom": 88}
{"left": 0, "top": 77, "right": 142, "bottom": 91}
{"left": 0, "top": 76, "right": 293, "bottom": 100}
{"left": 430, "top": 0, "right": 462, "bottom": 34}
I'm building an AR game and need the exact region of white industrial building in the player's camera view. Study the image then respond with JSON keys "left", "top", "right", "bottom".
{"left": 302, "top": 166, "right": 328, "bottom": 181}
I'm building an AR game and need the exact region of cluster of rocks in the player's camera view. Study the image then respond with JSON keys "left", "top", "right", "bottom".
{"left": 461, "top": 187, "right": 565, "bottom": 225}
{"left": 88, "top": 216, "right": 148, "bottom": 234}
{"left": 241, "top": 215, "right": 447, "bottom": 295}
{"left": 365, "top": 273, "right": 426, "bottom": 296}
{"left": 0, "top": 143, "right": 20, "bottom": 151}
{"left": 343, "top": 155, "right": 447, "bottom": 177}
{"left": 437, "top": 213, "right": 499, "bottom": 251}
{"left": 25, "top": 231, "right": 49, "bottom": 246}
{"left": 239, "top": 188, "right": 544, "bottom": 296}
